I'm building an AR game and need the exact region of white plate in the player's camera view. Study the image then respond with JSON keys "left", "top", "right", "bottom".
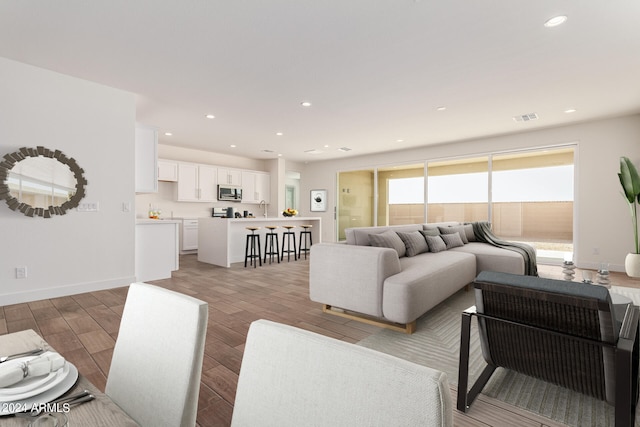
{"left": 0, "top": 360, "right": 69, "bottom": 402}
{"left": 0, "top": 356, "right": 59, "bottom": 397}
{"left": 0, "top": 362, "right": 78, "bottom": 415}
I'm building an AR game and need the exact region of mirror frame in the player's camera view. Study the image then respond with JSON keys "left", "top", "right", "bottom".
{"left": 0, "top": 146, "right": 87, "bottom": 218}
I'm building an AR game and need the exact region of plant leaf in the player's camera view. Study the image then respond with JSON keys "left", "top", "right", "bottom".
{"left": 619, "top": 157, "right": 640, "bottom": 203}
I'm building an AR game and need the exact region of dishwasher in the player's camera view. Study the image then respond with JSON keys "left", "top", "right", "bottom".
{"left": 181, "top": 218, "right": 199, "bottom": 253}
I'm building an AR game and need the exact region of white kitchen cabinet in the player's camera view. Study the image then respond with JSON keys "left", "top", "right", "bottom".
{"left": 218, "top": 168, "right": 242, "bottom": 186}
{"left": 135, "top": 125, "right": 158, "bottom": 193}
{"left": 177, "top": 163, "right": 217, "bottom": 202}
{"left": 241, "top": 171, "right": 270, "bottom": 204}
{"left": 157, "top": 159, "right": 178, "bottom": 182}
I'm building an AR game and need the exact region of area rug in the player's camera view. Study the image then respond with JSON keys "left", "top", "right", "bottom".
{"left": 356, "top": 285, "right": 640, "bottom": 427}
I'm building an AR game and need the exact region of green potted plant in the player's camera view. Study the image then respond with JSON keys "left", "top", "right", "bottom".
{"left": 618, "top": 156, "right": 640, "bottom": 277}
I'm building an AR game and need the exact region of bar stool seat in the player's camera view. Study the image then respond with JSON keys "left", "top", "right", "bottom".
{"left": 245, "top": 227, "right": 262, "bottom": 268}
{"left": 298, "top": 225, "right": 313, "bottom": 259}
{"left": 264, "top": 226, "right": 280, "bottom": 264}
{"left": 281, "top": 225, "right": 297, "bottom": 261}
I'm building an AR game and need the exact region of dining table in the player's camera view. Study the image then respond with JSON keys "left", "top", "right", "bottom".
{"left": 0, "top": 329, "right": 139, "bottom": 426}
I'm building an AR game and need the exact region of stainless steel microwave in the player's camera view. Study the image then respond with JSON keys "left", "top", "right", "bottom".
{"left": 218, "top": 185, "right": 242, "bottom": 202}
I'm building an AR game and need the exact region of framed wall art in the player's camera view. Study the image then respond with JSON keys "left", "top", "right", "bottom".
{"left": 310, "top": 189, "right": 327, "bottom": 212}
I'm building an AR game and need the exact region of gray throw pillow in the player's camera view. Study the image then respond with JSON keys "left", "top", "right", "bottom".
{"left": 425, "top": 235, "right": 447, "bottom": 253}
{"left": 439, "top": 225, "right": 469, "bottom": 244}
{"left": 463, "top": 223, "right": 476, "bottom": 242}
{"left": 420, "top": 228, "right": 441, "bottom": 238}
{"left": 369, "top": 230, "right": 406, "bottom": 257}
{"left": 441, "top": 232, "right": 464, "bottom": 249}
{"left": 397, "top": 231, "right": 429, "bottom": 257}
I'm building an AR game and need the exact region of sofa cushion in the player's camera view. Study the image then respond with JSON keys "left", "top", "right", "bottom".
{"left": 441, "top": 232, "right": 464, "bottom": 249}
{"left": 450, "top": 242, "right": 525, "bottom": 275}
{"left": 385, "top": 251, "right": 477, "bottom": 323}
{"left": 439, "top": 225, "right": 469, "bottom": 244}
{"left": 369, "top": 230, "right": 406, "bottom": 257}
{"left": 425, "top": 235, "right": 446, "bottom": 253}
{"left": 397, "top": 231, "right": 429, "bottom": 257}
{"left": 346, "top": 224, "right": 423, "bottom": 246}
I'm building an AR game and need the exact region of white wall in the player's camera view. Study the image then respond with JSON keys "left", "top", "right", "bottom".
{"left": 0, "top": 57, "right": 136, "bottom": 305}
{"left": 301, "top": 114, "right": 640, "bottom": 272}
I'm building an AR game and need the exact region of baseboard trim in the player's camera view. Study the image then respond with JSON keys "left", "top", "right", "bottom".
{"left": 322, "top": 304, "right": 417, "bottom": 334}
{"left": 0, "top": 276, "right": 136, "bottom": 305}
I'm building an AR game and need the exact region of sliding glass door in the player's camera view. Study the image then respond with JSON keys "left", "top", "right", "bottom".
{"left": 335, "top": 146, "right": 575, "bottom": 260}
{"left": 491, "top": 147, "right": 574, "bottom": 261}
{"left": 426, "top": 156, "right": 489, "bottom": 223}
{"left": 337, "top": 169, "right": 375, "bottom": 241}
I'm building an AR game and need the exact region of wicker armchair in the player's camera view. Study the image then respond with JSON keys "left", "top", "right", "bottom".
{"left": 457, "top": 271, "right": 639, "bottom": 427}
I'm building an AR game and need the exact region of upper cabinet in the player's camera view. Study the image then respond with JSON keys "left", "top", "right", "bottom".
{"left": 241, "top": 171, "right": 270, "bottom": 204}
{"left": 135, "top": 125, "right": 158, "bottom": 193}
{"left": 177, "top": 163, "right": 217, "bottom": 202}
{"left": 157, "top": 159, "right": 178, "bottom": 182}
{"left": 218, "top": 168, "right": 242, "bottom": 186}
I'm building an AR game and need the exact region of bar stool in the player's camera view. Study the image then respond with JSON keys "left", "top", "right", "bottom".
{"left": 244, "top": 227, "right": 262, "bottom": 268}
{"left": 263, "top": 226, "right": 280, "bottom": 264}
{"left": 298, "top": 225, "right": 313, "bottom": 259}
{"left": 281, "top": 225, "right": 297, "bottom": 261}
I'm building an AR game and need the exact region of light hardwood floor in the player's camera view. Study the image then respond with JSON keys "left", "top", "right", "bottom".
{"left": 1, "top": 256, "right": 639, "bottom": 426}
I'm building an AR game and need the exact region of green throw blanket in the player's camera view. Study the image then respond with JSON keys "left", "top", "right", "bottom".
{"left": 472, "top": 221, "right": 538, "bottom": 276}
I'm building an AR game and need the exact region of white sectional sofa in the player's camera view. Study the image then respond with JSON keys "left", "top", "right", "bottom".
{"left": 309, "top": 222, "right": 531, "bottom": 333}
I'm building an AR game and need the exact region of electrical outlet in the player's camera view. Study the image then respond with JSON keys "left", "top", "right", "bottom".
{"left": 16, "top": 266, "right": 27, "bottom": 279}
{"left": 122, "top": 202, "right": 131, "bottom": 212}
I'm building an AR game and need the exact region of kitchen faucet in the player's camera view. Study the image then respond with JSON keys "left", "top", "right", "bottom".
{"left": 259, "top": 200, "right": 267, "bottom": 217}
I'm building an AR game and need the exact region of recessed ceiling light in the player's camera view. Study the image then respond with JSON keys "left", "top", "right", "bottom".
{"left": 396, "top": 139, "right": 404, "bottom": 143}
{"left": 230, "top": 144, "right": 236, "bottom": 148}
{"left": 278, "top": 153, "right": 282, "bottom": 157}
{"left": 205, "top": 114, "right": 215, "bottom": 119}
{"left": 436, "top": 106, "right": 447, "bottom": 111}
{"left": 544, "top": 15, "right": 567, "bottom": 27}
{"left": 324, "top": 144, "right": 330, "bottom": 148}
{"left": 276, "top": 132, "right": 283, "bottom": 136}
{"left": 564, "top": 108, "right": 577, "bottom": 113}
{"left": 164, "top": 132, "right": 173, "bottom": 136}
{"left": 301, "top": 101, "right": 312, "bottom": 107}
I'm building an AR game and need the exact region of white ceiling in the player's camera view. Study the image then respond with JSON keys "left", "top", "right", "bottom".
{"left": 1, "top": 1, "right": 639, "bottom": 163}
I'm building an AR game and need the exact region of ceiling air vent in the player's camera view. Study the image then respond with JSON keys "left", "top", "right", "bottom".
{"left": 337, "top": 147, "right": 352, "bottom": 152}
{"left": 513, "top": 113, "right": 538, "bottom": 122}
{"left": 304, "top": 149, "right": 323, "bottom": 155}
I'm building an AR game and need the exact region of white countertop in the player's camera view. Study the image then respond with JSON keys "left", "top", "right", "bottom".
{"left": 205, "top": 216, "right": 321, "bottom": 222}
{"left": 136, "top": 219, "right": 182, "bottom": 224}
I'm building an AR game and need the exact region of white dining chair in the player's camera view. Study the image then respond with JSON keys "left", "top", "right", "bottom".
{"left": 231, "top": 319, "right": 453, "bottom": 427}
{"left": 105, "top": 282, "right": 208, "bottom": 427}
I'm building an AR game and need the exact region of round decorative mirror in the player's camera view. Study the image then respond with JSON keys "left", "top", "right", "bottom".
{"left": 0, "top": 146, "right": 87, "bottom": 218}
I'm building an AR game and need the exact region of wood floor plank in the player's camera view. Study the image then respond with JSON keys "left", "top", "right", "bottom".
{"left": 2, "top": 256, "right": 638, "bottom": 426}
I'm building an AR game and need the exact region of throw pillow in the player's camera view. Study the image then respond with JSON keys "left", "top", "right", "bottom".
{"left": 463, "top": 223, "right": 476, "bottom": 242}
{"left": 397, "top": 231, "right": 429, "bottom": 257}
{"left": 420, "top": 228, "right": 441, "bottom": 238}
{"left": 439, "top": 225, "right": 469, "bottom": 244}
{"left": 425, "top": 235, "right": 447, "bottom": 253}
{"left": 369, "top": 230, "right": 406, "bottom": 258}
{"left": 441, "top": 232, "right": 464, "bottom": 249}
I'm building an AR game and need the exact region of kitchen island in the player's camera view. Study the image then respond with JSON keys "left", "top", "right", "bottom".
{"left": 198, "top": 217, "right": 321, "bottom": 267}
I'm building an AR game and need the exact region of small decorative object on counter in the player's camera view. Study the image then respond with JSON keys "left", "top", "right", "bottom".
{"left": 562, "top": 260, "right": 576, "bottom": 281}
{"left": 282, "top": 208, "right": 298, "bottom": 217}
{"left": 597, "top": 262, "right": 611, "bottom": 288}
{"left": 148, "top": 204, "right": 161, "bottom": 219}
